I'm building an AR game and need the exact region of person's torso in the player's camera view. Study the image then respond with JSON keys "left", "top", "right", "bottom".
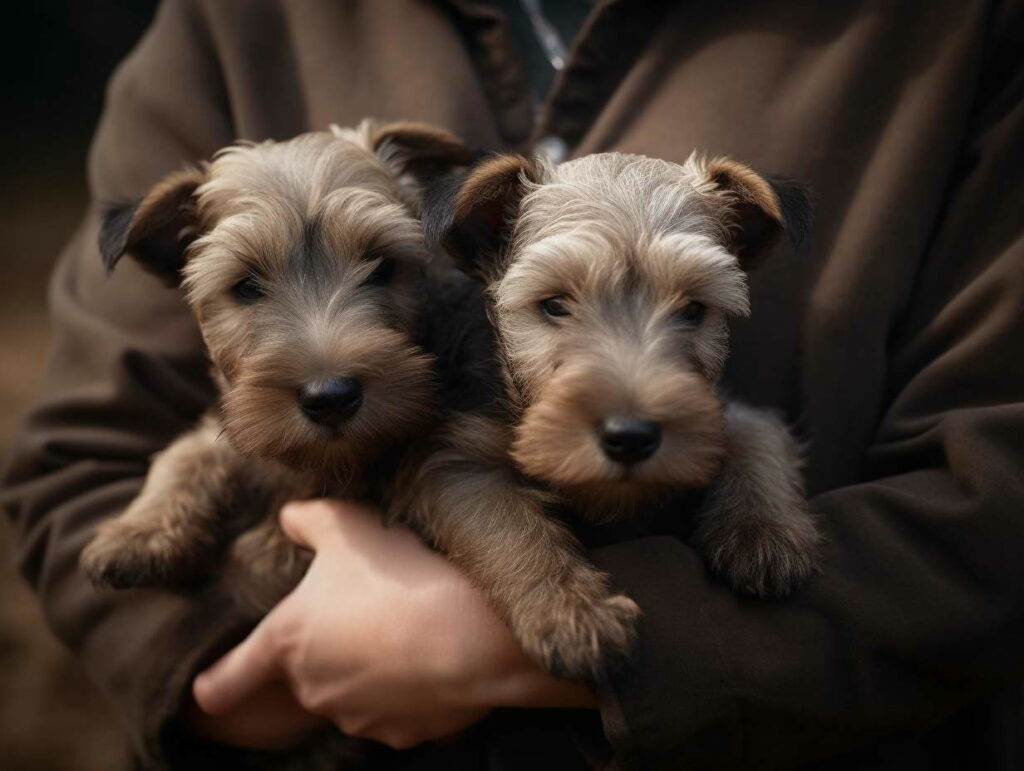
{"left": 172, "top": 2, "right": 1017, "bottom": 768}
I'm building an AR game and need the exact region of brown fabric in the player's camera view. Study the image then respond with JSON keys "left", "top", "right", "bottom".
{"left": 3, "top": 0, "right": 1024, "bottom": 769}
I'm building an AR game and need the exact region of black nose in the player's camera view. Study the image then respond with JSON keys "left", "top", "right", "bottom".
{"left": 599, "top": 418, "right": 661, "bottom": 464}
{"left": 298, "top": 377, "right": 363, "bottom": 426}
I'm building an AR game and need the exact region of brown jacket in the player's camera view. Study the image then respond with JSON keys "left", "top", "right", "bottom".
{"left": 3, "top": 1, "right": 1023, "bottom": 769}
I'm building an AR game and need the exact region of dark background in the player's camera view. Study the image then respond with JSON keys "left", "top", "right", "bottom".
{"left": 1, "top": 4, "right": 158, "bottom": 769}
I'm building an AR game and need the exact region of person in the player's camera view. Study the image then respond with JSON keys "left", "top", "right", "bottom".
{"left": 3, "top": 1, "right": 1023, "bottom": 769}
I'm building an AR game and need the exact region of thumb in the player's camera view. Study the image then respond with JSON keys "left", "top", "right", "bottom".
{"left": 280, "top": 498, "right": 382, "bottom": 550}
{"left": 278, "top": 499, "right": 346, "bottom": 551}
{"left": 193, "top": 615, "right": 284, "bottom": 716}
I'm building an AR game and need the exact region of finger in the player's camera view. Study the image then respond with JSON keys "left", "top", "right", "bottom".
{"left": 279, "top": 498, "right": 380, "bottom": 550}
{"left": 279, "top": 499, "right": 342, "bottom": 550}
{"left": 193, "top": 617, "right": 284, "bottom": 715}
{"left": 186, "top": 682, "right": 328, "bottom": 750}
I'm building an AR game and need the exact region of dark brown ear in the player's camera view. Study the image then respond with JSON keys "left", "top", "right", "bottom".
{"left": 99, "top": 167, "right": 206, "bottom": 285}
{"left": 369, "top": 120, "right": 477, "bottom": 192}
{"left": 421, "top": 154, "right": 543, "bottom": 278}
{"left": 702, "top": 157, "right": 813, "bottom": 265}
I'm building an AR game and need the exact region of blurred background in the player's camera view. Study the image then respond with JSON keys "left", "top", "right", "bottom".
{"left": 0, "top": 3, "right": 157, "bottom": 768}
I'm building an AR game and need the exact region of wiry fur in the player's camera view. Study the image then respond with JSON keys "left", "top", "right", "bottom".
{"left": 81, "top": 121, "right": 474, "bottom": 612}
{"left": 411, "top": 150, "right": 822, "bottom": 680}
{"left": 694, "top": 403, "right": 820, "bottom": 596}
{"left": 390, "top": 414, "right": 642, "bottom": 679}
{"left": 80, "top": 121, "right": 478, "bottom": 769}
{"left": 81, "top": 131, "right": 820, "bottom": 711}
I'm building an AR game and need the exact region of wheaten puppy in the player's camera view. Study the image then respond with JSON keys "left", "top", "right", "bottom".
{"left": 82, "top": 121, "right": 473, "bottom": 613}
{"left": 407, "top": 150, "right": 821, "bottom": 680}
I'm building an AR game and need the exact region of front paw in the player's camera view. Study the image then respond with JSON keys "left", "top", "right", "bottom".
{"left": 696, "top": 514, "right": 821, "bottom": 597}
{"left": 515, "top": 592, "right": 641, "bottom": 682}
{"left": 81, "top": 517, "right": 214, "bottom": 589}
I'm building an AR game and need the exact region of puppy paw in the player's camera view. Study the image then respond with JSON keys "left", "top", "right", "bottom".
{"left": 80, "top": 518, "right": 213, "bottom": 589}
{"left": 221, "top": 526, "right": 312, "bottom": 613}
{"left": 517, "top": 592, "right": 641, "bottom": 682}
{"left": 697, "top": 515, "right": 822, "bottom": 597}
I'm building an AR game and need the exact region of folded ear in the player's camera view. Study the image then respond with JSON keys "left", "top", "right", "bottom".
{"left": 700, "top": 157, "right": 813, "bottom": 265}
{"left": 99, "top": 167, "right": 206, "bottom": 285}
{"left": 368, "top": 120, "right": 477, "bottom": 193}
{"left": 421, "top": 154, "right": 543, "bottom": 279}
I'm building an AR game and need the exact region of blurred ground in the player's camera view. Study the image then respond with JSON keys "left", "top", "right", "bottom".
{"left": 0, "top": 4, "right": 157, "bottom": 768}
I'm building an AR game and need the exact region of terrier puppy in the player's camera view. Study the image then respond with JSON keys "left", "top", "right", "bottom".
{"left": 80, "top": 121, "right": 474, "bottom": 612}
{"left": 402, "top": 150, "right": 821, "bottom": 680}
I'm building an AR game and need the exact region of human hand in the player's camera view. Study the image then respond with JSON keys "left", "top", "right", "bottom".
{"left": 193, "top": 500, "right": 595, "bottom": 751}
{"left": 185, "top": 680, "right": 327, "bottom": 750}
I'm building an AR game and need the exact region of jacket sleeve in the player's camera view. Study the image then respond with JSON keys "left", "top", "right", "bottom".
{"left": 590, "top": 6, "right": 1024, "bottom": 769}
{"left": 0, "top": 1, "right": 245, "bottom": 765}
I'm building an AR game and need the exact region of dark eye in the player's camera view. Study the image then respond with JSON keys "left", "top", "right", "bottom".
{"left": 677, "top": 301, "right": 706, "bottom": 325}
{"left": 540, "top": 296, "right": 571, "bottom": 319}
{"left": 231, "top": 274, "right": 264, "bottom": 302}
{"left": 365, "top": 256, "right": 396, "bottom": 286}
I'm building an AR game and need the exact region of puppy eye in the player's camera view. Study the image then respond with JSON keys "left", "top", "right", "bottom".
{"left": 365, "top": 256, "right": 396, "bottom": 286}
{"left": 677, "top": 301, "right": 706, "bottom": 325}
{"left": 540, "top": 296, "right": 571, "bottom": 319}
{"left": 231, "top": 274, "right": 264, "bottom": 302}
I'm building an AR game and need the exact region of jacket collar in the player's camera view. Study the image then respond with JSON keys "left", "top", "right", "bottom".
{"left": 442, "top": 0, "right": 671, "bottom": 154}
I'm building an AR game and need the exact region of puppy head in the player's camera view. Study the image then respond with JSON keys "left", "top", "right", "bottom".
{"left": 101, "top": 121, "right": 473, "bottom": 475}
{"left": 425, "top": 151, "right": 811, "bottom": 515}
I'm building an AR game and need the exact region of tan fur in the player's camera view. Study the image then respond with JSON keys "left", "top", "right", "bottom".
{"left": 366, "top": 120, "right": 476, "bottom": 207}
{"left": 221, "top": 515, "right": 315, "bottom": 615}
{"left": 185, "top": 126, "right": 447, "bottom": 468}
{"left": 391, "top": 414, "right": 640, "bottom": 680}
{"left": 130, "top": 167, "right": 206, "bottom": 237}
{"left": 80, "top": 413, "right": 317, "bottom": 588}
{"left": 413, "top": 150, "right": 821, "bottom": 680}
{"left": 693, "top": 403, "right": 822, "bottom": 596}
{"left": 82, "top": 122, "right": 470, "bottom": 604}
{"left": 496, "top": 153, "right": 818, "bottom": 582}
{"left": 704, "top": 156, "right": 784, "bottom": 223}
{"left": 512, "top": 365, "right": 725, "bottom": 518}
{"left": 493, "top": 154, "right": 748, "bottom": 500}
{"left": 452, "top": 154, "right": 541, "bottom": 223}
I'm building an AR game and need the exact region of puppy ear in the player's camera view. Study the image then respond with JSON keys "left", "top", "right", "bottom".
{"left": 701, "top": 157, "right": 813, "bottom": 265}
{"left": 421, "top": 154, "right": 543, "bottom": 278}
{"left": 369, "top": 120, "right": 477, "bottom": 192}
{"left": 99, "top": 167, "right": 205, "bottom": 284}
